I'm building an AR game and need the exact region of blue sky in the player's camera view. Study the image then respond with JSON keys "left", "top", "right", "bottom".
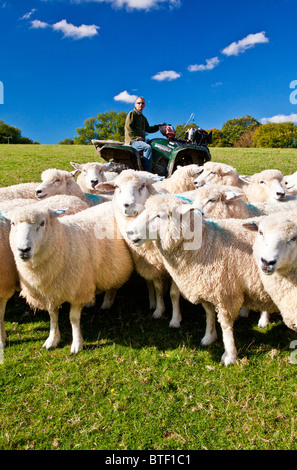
{"left": 1, "top": 0, "right": 297, "bottom": 144}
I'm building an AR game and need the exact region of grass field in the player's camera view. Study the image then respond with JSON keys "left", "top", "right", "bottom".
{"left": 1, "top": 144, "right": 297, "bottom": 451}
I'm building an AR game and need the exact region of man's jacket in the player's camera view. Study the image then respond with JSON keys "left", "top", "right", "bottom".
{"left": 125, "top": 108, "right": 159, "bottom": 144}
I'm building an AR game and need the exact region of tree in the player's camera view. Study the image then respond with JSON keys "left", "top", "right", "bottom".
{"left": 0, "top": 120, "right": 36, "bottom": 144}
{"left": 221, "top": 115, "right": 260, "bottom": 147}
{"left": 58, "top": 138, "right": 74, "bottom": 145}
{"left": 207, "top": 128, "right": 229, "bottom": 147}
{"left": 74, "top": 111, "right": 127, "bottom": 144}
{"left": 252, "top": 122, "right": 297, "bottom": 148}
{"left": 233, "top": 128, "right": 258, "bottom": 148}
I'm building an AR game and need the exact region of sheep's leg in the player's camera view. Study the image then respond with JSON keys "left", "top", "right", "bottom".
{"left": 152, "top": 279, "right": 165, "bottom": 319}
{"left": 169, "top": 280, "right": 182, "bottom": 328}
{"left": 258, "top": 311, "right": 270, "bottom": 328}
{"left": 100, "top": 288, "right": 117, "bottom": 310}
{"left": 147, "top": 280, "right": 156, "bottom": 310}
{"left": 201, "top": 301, "right": 218, "bottom": 346}
{"left": 69, "top": 304, "right": 83, "bottom": 354}
{"left": 43, "top": 308, "right": 61, "bottom": 350}
{"left": 218, "top": 312, "right": 238, "bottom": 366}
{"left": 0, "top": 298, "right": 8, "bottom": 349}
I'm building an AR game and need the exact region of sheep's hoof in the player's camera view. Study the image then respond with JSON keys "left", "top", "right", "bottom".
{"left": 43, "top": 335, "right": 60, "bottom": 350}
{"left": 200, "top": 332, "right": 218, "bottom": 346}
{"left": 70, "top": 341, "right": 83, "bottom": 354}
{"left": 169, "top": 319, "right": 181, "bottom": 328}
{"left": 221, "top": 352, "right": 238, "bottom": 366}
{"left": 152, "top": 309, "right": 163, "bottom": 319}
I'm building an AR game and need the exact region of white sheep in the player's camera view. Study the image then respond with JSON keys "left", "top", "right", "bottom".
{"left": 194, "top": 162, "right": 286, "bottom": 203}
{"left": 245, "top": 214, "right": 297, "bottom": 333}
{"left": 0, "top": 182, "right": 40, "bottom": 201}
{"left": 283, "top": 171, "right": 297, "bottom": 194}
{"left": 126, "top": 194, "right": 277, "bottom": 365}
{"left": 6, "top": 203, "right": 134, "bottom": 353}
{"left": 0, "top": 216, "right": 19, "bottom": 349}
{"left": 35, "top": 168, "right": 107, "bottom": 206}
{"left": 96, "top": 169, "right": 182, "bottom": 328}
{"left": 153, "top": 164, "right": 204, "bottom": 194}
{"left": 0, "top": 194, "right": 90, "bottom": 348}
{"left": 70, "top": 162, "right": 118, "bottom": 194}
{"left": 193, "top": 162, "right": 244, "bottom": 189}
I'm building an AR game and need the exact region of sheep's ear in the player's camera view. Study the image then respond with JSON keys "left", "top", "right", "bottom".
{"left": 239, "top": 175, "right": 253, "bottom": 184}
{"left": 222, "top": 165, "right": 234, "bottom": 174}
{"left": 242, "top": 220, "right": 259, "bottom": 231}
{"left": 70, "top": 162, "right": 82, "bottom": 171}
{"left": 225, "top": 191, "right": 246, "bottom": 202}
{"left": 95, "top": 181, "right": 116, "bottom": 192}
{"left": 49, "top": 209, "right": 68, "bottom": 218}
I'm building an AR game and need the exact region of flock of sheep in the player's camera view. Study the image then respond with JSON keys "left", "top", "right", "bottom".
{"left": 1, "top": 159, "right": 297, "bottom": 364}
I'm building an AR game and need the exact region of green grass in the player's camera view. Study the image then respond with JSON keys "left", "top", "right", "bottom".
{"left": 1, "top": 144, "right": 297, "bottom": 450}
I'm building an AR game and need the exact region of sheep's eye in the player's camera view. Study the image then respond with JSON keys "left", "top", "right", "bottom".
{"left": 207, "top": 198, "right": 216, "bottom": 204}
{"left": 259, "top": 230, "right": 263, "bottom": 236}
{"left": 40, "top": 220, "right": 45, "bottom": 227}
{"left": 290, "top": 236, "right": 297, "bottom": 243}
{"left": 259, "top": 180, "right": 266, "bottom": 185}
{"left": 139, "top": 184, "right": 145, "bottom": 192}
{"left": 55, "top": 178, "right": 61, "bottom": 183}
{"left": 11, "top": 221, "right": 15, "bottom": 226}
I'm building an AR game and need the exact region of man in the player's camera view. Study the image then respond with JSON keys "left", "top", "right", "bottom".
{"left": 124, "top": 97, "right": 162, "bottom": 172}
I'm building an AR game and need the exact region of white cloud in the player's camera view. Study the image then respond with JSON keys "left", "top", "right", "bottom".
{"left": 71, "top": 0, "right": 181, "bottom": 10}
{"left": 52, "top": 19, "right": 99, "bottom": 39}
{"left": 114, "top": 90, "right": 138, "bottom": 103}
{"left": 222, "top": 31, "right": 269, "bottom": 56}
{"left": 20, "top": 8, "right": 37, "bottom": 20}
{"left": 31, "top": 19, "right": 50, "bottom": 29}
{"left": 188, "top": 57, "right": 220, "bottom": 72}
{"left": 151, "top": 70, "right": 181, "bottom": 81}
{"left": 30, "top": 18, "right": 99, "bottom": 39}
{"left": 260, "top": 114, "right": 297, "bottom": 124}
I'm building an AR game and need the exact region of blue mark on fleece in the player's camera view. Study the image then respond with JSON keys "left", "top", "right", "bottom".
{"left": 84, "top": 193, "right": 103, "bottom": 204}
{"left": 246, "top": 203, "right": 261, "bottom": 216}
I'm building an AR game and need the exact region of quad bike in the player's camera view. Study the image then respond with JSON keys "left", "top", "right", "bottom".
{"left": 92, "top": 117, "right": 212, "bottom": 177}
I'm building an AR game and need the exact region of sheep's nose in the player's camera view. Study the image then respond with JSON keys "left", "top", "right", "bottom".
{"left": 18, "top": 246, "right": 32, "bottom": 260}
{"left": 276, "top": 191, "right": 285, "bottom": 198}
{"left": 91, "top": 179, "right": 98, "bottom": 187}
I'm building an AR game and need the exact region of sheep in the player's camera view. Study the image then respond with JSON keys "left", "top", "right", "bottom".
{"left": 6, "top": 203, "right": 134, "bottom": 353}
{"left": 193, "top": 162, "right": 245, "bottom": 189}
{"left": 283, "top": 171, "right": 297, "bottom": 194}
{"left": 153, "top": 164, "right": 204, "bottom": 194}
{"left": 194, "top": 162, "right": 286, "bottom": 203}
{"left": 34, "top": 168, "right": 108, "bottom": 206}
{"left": 96, "top": 169, "right": 182, "bottom": 328}
{"left": 0, "top": 216, "right": 19, "bottom": 349}
{"left": 0, "top": 194, "right": 89, "bottom": 214}
{"left": 0, "top": 194, "right": 90, "bottom": 349}
{"left": 126, "top": 193, "right": 278, "bottom": 365}
{"left": 0, "top": 182, "right": 40, "bottom": 201}
{"left": 245, "top": 214, "right": 297, "bottom": 333}
{"left": 70, "top": 162, "right": 118, "bottom": 194}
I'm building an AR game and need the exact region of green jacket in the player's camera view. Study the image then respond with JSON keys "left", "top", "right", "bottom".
{"left": 125, "top": 108, "right": 160, "bottom": 144}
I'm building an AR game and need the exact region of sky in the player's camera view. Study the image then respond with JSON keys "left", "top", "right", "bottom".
{"left": 0, "top": 0, "right": 297, "bottom": 144}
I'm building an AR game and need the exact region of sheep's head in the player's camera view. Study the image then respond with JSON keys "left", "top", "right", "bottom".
{"left": 244, "top": 214, "right": 297, "bottom": 275}
{"left": 240, "top": 169, "right": 285, "bottom": 202}
{"left": 192, "top": 185, "right": 246, "bottom": 218}
{"left": 6, "top": 206, "right": 64, "bottom": 262}
{"left": 35, "top": 169, "right": 77, "bottom": 199}
{"left": 283, "top": 171, "right": 297, "bottom": 194}
{"left": 96, "top": 169, "right": 157, "bottom": 217}
{"left": 194, "top": 162, "right": 239, "bottom": 188}
{"left": 70, "top": 162, "right": 106, "bottom": 190}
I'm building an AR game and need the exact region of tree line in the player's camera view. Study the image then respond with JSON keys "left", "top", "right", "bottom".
{"left": 59, "top": 112, "right": 297, "bottom": 149}
{"left": 1, "top": 113, "right": 297, "bottom": 148}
